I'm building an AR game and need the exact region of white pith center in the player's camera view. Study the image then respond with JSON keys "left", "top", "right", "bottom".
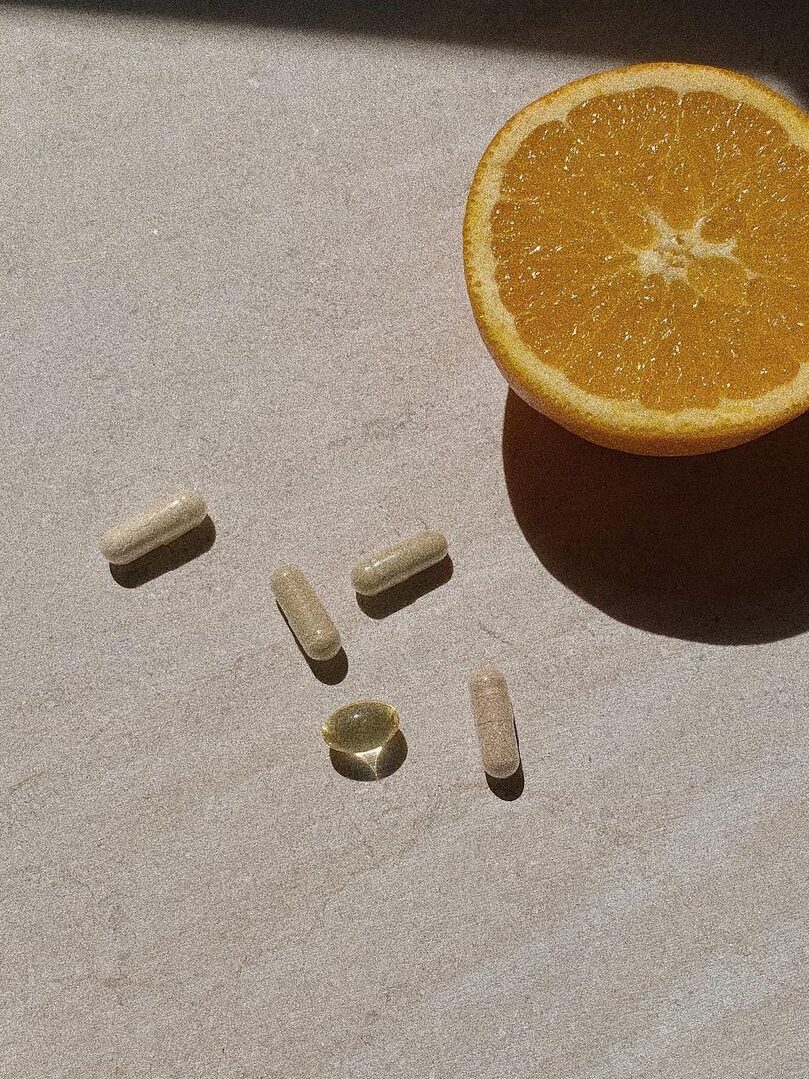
{"left": 635, "top": 210, "right": 746, "bottom": 283}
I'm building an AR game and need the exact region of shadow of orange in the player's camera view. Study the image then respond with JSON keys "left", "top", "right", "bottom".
{"left": 502, "top": 390, "right": 809, "bottom": 643}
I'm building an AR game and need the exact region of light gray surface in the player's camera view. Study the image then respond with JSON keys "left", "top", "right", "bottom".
{"left": 2, "top": 4, "right": 808, "bottom": 1076}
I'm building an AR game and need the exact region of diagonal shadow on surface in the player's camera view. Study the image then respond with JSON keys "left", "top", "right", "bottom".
{"left": 19, "top": 1, "right": 808, "bottom": 115}
{"left": 503, "top": 390, "right": 809, "bottom": 645}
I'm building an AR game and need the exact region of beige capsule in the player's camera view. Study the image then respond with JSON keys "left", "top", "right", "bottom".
{"left": 100, "top": 490, "right": 207, "bottom": 565}
{"left": 351, "top": 530, "right": 448, "bottom": 596}
{"left": 469, "top": 666, "right": 520, "bottom": 779}
{"left": 271, "top": 565, "right": 342, "bottom": 662}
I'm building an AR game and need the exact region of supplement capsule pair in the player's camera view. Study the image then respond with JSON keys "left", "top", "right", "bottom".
{"left": 323, "top": 668, "right": 519, "bottom": 781}
{"left": 271, "top": 530, "right": 448, "bottom": 662}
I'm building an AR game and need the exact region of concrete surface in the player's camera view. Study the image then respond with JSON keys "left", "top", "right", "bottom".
{"left": 2, "top": 3, "right": 808, "bottom": 1076}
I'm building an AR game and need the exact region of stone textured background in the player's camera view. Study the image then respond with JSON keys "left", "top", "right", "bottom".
{"left": 2, "top": 3, "right": 808, "bottom": 1076}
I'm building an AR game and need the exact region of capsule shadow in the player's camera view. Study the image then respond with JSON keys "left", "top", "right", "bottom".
{"left": 329, "top": 730, "right": 408, "bottom": 781}
{"left": 356, "top": 555, "right": 453, "bottom": 619}
{"left": 108, "top": 516, "right": 215, "bottom": 588}
{"left": 303, "top": 646, "right": 348, "bottom": 685}
{"left": 485, "top": 763, "right": 524, "bottom": 801}
{"left": 276, "top": 604, "right": 348, "bottom": 685}
{"left": 483, "top": 711, "right": 524, "bottom": 801}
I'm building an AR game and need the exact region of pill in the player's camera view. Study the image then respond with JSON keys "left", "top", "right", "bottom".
{"left": 469, "top": 667, "right": 520, "bottom": 779}
{"left": 322, "top": 700, "right": 400, "bottom": 754}
{"left": 351, "top": 530, "right": 449, "bottom": 596}
{"left": 100, "top": 490, "right": 207, "bottom": 565}
{"left": 271, "top": 565, "right": 342, "bottom": 662}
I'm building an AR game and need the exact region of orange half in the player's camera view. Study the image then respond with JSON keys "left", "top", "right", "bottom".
{"left": 464, "top": 63, "right": 809, "bottom": 454}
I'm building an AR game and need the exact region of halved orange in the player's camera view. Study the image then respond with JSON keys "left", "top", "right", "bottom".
{"left": 464, "top": 63, "right": 809, "bottom": 455}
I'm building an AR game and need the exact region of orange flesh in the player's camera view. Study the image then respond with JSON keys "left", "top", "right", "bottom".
{"left": 492, "top": 88, "right": 809, "bottom": 410}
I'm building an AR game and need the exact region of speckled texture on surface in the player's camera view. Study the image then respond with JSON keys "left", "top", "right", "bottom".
{"left": 2, "top": 3, "right": 809, "bottom": 1077}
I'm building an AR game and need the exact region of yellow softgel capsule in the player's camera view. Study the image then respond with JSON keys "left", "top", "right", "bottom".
{"left": 271, "top": 565, "right": 342, "bottom": 662}
{"left": 322, "top": 700, "right": 400, "bottom": 754}
{"left": 100, "top": 490, "right": 207, "bottom": 565}
{"left": 469, "top": 667, "right": 520, "bottom": 779}
{"left": 351, "top": 530, "right": 448, "bottom": 596}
